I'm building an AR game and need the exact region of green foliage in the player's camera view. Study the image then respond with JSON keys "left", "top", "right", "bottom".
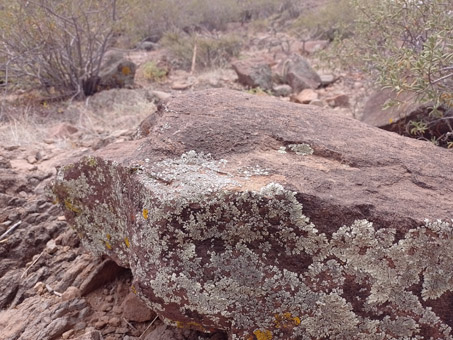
{"left": 161, "top": 32, "right": 241, "bottom": 70}
{"left": 142, "top": 61, "right": 168, "bottom": 82}
{"left": 329, "top": 0, "right": 453, "bottom": 147}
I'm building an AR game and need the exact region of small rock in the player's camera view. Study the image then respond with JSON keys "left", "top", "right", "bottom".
{"left": 62, "top": 286, "right": 82, "bottom": 301}
{"left": 48, "top": 123, "right": 79, "bottom": 139}
{"left": 101, "top": 302, "right": 112, "bottom": 312}
{"left": 171, "top": 82, "right": 192, "bottom": 90}
{"left": 272, "top": 84, "right": 292, "bottom": 97}
{"left": 150, "top": 90, "right": 172, "bottom": 102}
{"left": 309, "top": 99, "right": 325, "bottom": 107}
{"left": 122, "top": 292, "right": 156, "bottom": 322}
{"left": 320, "top": 74, "right": 336, "bottom": 86}
{"left": 33, "top": 281, "right": 45, "bottom": 295}
{"left": 57, "top": 215, "right": 66, "bottom": 221}
{"left": 111, "top": 305, "right": 122, "bottom": 315}
{"left": 62, "top": 329, "right": 75, "bottom": 339}
{"left": 74, "top": 329, "right": 103, "bottom": 340}
{"left": 26, "top": 155, "right": 37, "bottom": 164}
{"left": 94, "top": 320, "right": 107, "bottom": 330}
{"left": 326, "top": 94, "right": 350, "bottom": 108}
{"left": 106, "top": 295, "right": 114, "bottom": 303}
{"left": 108, "top": 316, "right": 121, "bottom": 327}
{"left": 291, "top": 89, "right": 318, "bottom": 104}
{"left": 46, "top": 239, "right": 58, "bottom": 254}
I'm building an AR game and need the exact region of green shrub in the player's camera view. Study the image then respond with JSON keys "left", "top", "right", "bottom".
{"left": 142, "top": 61, "right": 168, "bottom": 82}
{"left": 330, "top": 0, "right": 453, "bottom": 147}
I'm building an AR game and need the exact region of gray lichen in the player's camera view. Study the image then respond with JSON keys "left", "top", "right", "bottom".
{"left": 53, "top": 153, "right": 453, "bottom": 340}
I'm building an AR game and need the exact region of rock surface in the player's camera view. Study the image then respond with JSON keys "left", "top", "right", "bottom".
{"left": 53, "top": 89, "right": 453, "bottom": 339}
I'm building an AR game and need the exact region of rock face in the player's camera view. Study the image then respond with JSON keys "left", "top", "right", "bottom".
{"left": 53, "top": 89, "right": 453, "bottom": 340}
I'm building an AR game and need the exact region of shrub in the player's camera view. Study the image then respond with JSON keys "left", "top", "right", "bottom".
{"left": 290, "top": 0, "right": 354, "bottom": 42}
{"left": 142, "top": 61, "right": 168, "bottom": 82}
{"left": 161, "top": 32, "right": 242, "bottom": 70}
{"left": 330, "top": 0, "right": 453, "bottom": 147}
{"left": 0, "top": 0, "right": 128, "bottom": 99}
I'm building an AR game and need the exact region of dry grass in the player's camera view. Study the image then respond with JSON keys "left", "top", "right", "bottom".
{"left": 0, "top": 88, "right": 156, "bottom": 148}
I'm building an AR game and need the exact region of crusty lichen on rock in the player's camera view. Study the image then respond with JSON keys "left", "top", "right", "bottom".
{"left": 53, "top": 153, "right": 453, "bottom": 340}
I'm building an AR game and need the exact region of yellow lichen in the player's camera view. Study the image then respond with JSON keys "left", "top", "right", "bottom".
{"left": 105, "top": 241, "right": 112, "bottom": 250}
{"left": 86, "top": 156, "right": 97, "bottom": 167}
{"left": 274, "top": 312, "right": 301, "bottom": 329}
{"left": 106, "top": 233, "right": 111, "bottom": 240}
{"left": 64, "top": 199, "right": 81, "bottom": 214}
{"left": 143, "top": 209, "right": 149, "bottom": 219}
{"left": 124, "top": 237, "right": 130, "bottom": 248}
{"left": 131, "top": 285, "right": 137, "bottom": 294}
{"left": 253, "top": 329, "right": 272, "bottom": 340}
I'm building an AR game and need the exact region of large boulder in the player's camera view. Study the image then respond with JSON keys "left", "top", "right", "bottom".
{"left": 53, "top": 89, "right": 453, "bottom": 340}
{"left": 97, "top": 52, "right": 136, "bottom": 92}
{"left": 274, "top": 54, "right": 321, "bottom": 92}
{"left": 231, "top": 58, "right": 273, "bottom": 90}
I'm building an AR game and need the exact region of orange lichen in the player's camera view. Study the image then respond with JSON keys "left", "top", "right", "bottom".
{"left": 142, "top": 209, "right": 149, "bottom": 219}
{"left": 122, "top": 66, "right": 131, "bottom": 75}
{"left": 253, "top": 329, "right": 272, "bottom": 340}
{"left": 176, "top": 321, "right": 207, "bottom": 332}
{"left": 274, "top": 313, "right": 301, "bottom": 329}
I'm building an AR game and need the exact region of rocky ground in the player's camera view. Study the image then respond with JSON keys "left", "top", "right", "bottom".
{"left": 0, "top": 21, "right": 371, "bottom": 340}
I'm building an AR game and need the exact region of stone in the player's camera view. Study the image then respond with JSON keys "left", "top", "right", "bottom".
{"left": 326, "top": 93, "right": 350, "bottom": 108}
{"left": 108, "top": 316, "right": 121, "bottom": 327}
{"left": 143, "top": 324, "right": 207, "bottom": 340}
{"left": 79, "top": 259, "right": 126, "bottom": 296}
{"left": 359, "top": 89, "right": 452, "bottom": 146}
{"left": 301, "top": 40, "right": 329, "bottom": 54}
{"left": 320, "top": 74, "right": 336, "bottom": 86}
{"left": 53, "top": 89, "right": 453, "bottom": 340}
{"left": 74, "top": 329, "right": 103, "bottom": 340}
{"left": 231, "top": 58, "right": 273, "bottom": 90}
{"left": 121, "top": 292, "right": 156, "bottom": 322}
{"left": 48, "top": 123, "right": 79, "bottom": 139}
{"left": 272, "top": 84, "right": 292, "bottom": 97}
{"left": 46, "top": 239, "right": 58, "bottom": 254}
{"left": 291, "top": 89, "right": 318, "bottom": 104}
{"left": 62, "top": 329, "right": 75, "bottom": 339}
{"left": 171, "top": 81, "right": 192, "bottom": 90}
{"left": 274, "top": 54, "right": 321, "bottom": 92}
{"left": 137, "top": 41, "right": 159, "bottom": 51}
{"left": 98, "top": 57, "right": 136, "bottom": 92}
{"left": 62, "top": 286, "right": 82, "bottom": 301}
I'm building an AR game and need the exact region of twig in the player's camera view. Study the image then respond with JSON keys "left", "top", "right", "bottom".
{"left": 0, "top": 221, "right": 21, "bottom": 241}
{"left": 139, "top": 315, "right": 159, "bottom": 339}
{"left": 45, "top": 284, "right": 62, "bottom": 297}
{"left": 122, "top": 317, "right": 137, "bottom": 331}
{"left": 21, "top": 250, "right": 45, "bottom": 279}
